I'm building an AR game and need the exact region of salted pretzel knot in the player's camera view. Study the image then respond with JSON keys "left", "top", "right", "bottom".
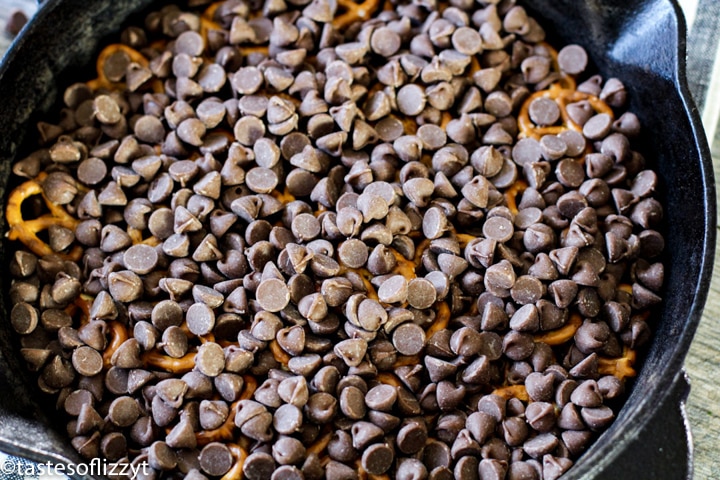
{"left": 5, "top": 172, "right": 83, "bottom": 261}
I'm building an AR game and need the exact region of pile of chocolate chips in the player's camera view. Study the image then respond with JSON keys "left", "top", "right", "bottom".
{"left": 6, "top": 0, "right": 665, "bottom": 479}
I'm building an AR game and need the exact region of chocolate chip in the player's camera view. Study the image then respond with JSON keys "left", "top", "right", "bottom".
{"left": 407, "top": 278, "right": 437, "bottom": 309}
{"left": 4, "top": 9, "right": 28, "bottom": 36}
{"left": 557, "top": 44, "right": 588, "bottom": 75}
{"left": 256, "top": 278, "right": 291, "bottom": 312}
{"left": 199, "top": 442, "right": 233, "bottom": 477}
{"left": 583, "top": 113, "right": 613, "bottom": 140}
{"left": 195, "top": 342, "right": 225, "bottom": 376}
{"left": 393, "top": 323, "right": 426, "bottom": 356}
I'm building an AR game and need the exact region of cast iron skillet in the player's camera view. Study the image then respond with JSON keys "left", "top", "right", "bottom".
{"left": 0, "top": 0, "right": 714, "bottom": 478}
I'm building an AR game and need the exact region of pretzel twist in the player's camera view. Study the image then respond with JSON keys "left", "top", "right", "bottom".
{"left": 86, "top": 44, "right": 164, "bottom": 93}
{"left": 195, "top": 376, "right": 258, "bottom": 447}
{"left": 102, "top": 321, "right": 129, "bottom": 369}
{"left": 6, "top": 173, "right": 83, "bottom": 261}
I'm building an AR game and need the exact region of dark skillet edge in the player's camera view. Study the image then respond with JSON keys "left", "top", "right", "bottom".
{"left": 0, "top": 1, "right": 140, "bottom": 478}
{"left": 0, "top": 0, "right": 98, "bottom": 474}
{"left": 0, "top": 1, "right": 716, "bottom": 479}
{"left": 566, "top": 0, "right": 716, "bottom": 478}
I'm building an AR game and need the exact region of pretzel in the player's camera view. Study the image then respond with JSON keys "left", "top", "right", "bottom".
{"left": 518, "top": 83, "right": 614, "bottom": 140}
{"left": 390, "top": 248, "right": 418, "bottom": 281}
{"left": 392, "top": 355, "right": 420, "bottom": 368}
{"left": 102, "top": 321, "right": 129, "bottom": 369}
{"left": 272, "top": 187, "right": 297, "bottom": 206}
{"left": 425, "top": 301, "right": 451, "bottom": 338}
{"left": 539, "top": 41, "right": 577, "bottom": 92}
{"left": 492, "top": 384, "right": 529, "bottom": 402}
{"left": 127, "top": 227, "right": 160, "bottom": 247}
{"left": 504, "top": 179, "right": 528, "bottom": 216}
{"left": 358, "top": 462, "right": 391, "bottom": 480}
{"left": 333, "top": 0, "right": 382, "bottom": 29}
{"left": 598, "top": 347, "right": 636, "bottom": 380}
{"left": 376, "top": 372, "right": 402, "bottom": 387}
{"left": 64, "top": 294, "right": 92, "bottom": 327}
{"left": 454, "top": 233, "right": 476, "bottom": 249}
{"left": 86, "top": 44, "right": 164, "bottom": 93}
{"left": 195, "top": 375, "right": 258, "bottom": 446}
{"left": 5, "top": 173, "right": 83, "bottom": 261}
{"left": 142, "top": 350, "right": 197, "bottom": 373}
{"left": 534, "top": 313, "right": 583, "bottom": 346}
{"left": 270, "top": 339, "right": 292, "bottom": 366}
{"left": 220, "top": 444, "right": 248, "bottom": 480}
{"left": 308, "top": 429, "right": 334, "bottom": 456}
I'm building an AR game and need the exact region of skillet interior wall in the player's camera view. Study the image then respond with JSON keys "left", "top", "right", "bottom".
{"left": 0, "top": 0, "right": 156, "bottom": 465}
{"left": 521, "top": 0, "right": 714, "bottom": 477}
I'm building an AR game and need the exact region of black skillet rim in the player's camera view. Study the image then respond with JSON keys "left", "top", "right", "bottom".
{"left": 0, "top": 0, "right": 715, "bottom": 477}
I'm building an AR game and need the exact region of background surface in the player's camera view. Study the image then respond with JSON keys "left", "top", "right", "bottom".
{"left": 2, "top": 0, "right": 720, "bottom": 478}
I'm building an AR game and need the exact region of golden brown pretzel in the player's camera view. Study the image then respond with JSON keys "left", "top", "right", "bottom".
{"left": 6, "top": 173, "right": 83, "bottom": 261}
{"left": 333, "top": 0, "right": 382, "bottom": 29}
{"left": 102, "top": 321, "right": 129, "bottom": 369}
{"left": 86, "top": 44, "right": 164, "bottom": 93}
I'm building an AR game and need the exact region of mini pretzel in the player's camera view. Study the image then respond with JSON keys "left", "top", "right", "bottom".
{"left": 102, "top": 321, "right": 129, "bottom": 369}
{"left": 307, "top": 429, "right": 334, "bottom": 456}
{"left": 534, "top": 313, "right": 582, "bottom": 346}
{"left": 193, "top": 376, "right": 257, "bottom": 446}
{"left": 6, "top": 173, "right": 83, "bottom": 261}
{"left": 127, "top": 227, "right": 160, "bottom": 247}
{"left": 539, "top": 41, "right": 577, "bottom": 92}
{"left": 425, "top": 301, "right": 451, "bottom": 338}
{"left": 86, "top": 44, "right": 164, "bottom": 93}
{"left": 272, "top": 187, "right": 297, "bottom": 206}
{"left": 376, "top": 372, "right": 402, "bottom": 387}
{"left": 504, "top": 179, "right": 528, "bottom": 216}
{"left": 202, "top": 1, "right": 223, "bottom": 20}
{"left": 142, "top": 351, "right": 196, "bottom": 373}
{"left": 357, "top": 462, "right": 391, "bottom": 480}
{"left": 454, "top": 233, "right": 476, "bottom": 249}
{"left": 64, "top": 294, "right": 93, "bottom": 327}
{"left": 392, "top": 355, "right": 420, "bottom": 368}
{"left": 492, "top": 384, "right": 529, "bottom": 402}
{"left": 177, "top": 322, "right": 216, "bottom": 344}
{"left": 270, "top": 339, "right": 291, "bottom": 366}
{"left": 220, "top": 443, "right": 248, "bottom": 480}
{"left": 196, "top": 400, "right": 239, "bottom": 446}
{"left": 390, "top": 248, "right": 418, "bottom": 281}
{"left": 598, "top": 347, "right": 636, "bottom": 380}
{"left": 518, "top": 83, "right": 614, "bottom": 140}
{"left": 334, "top": 0, "right": 382, "bottom": 29}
